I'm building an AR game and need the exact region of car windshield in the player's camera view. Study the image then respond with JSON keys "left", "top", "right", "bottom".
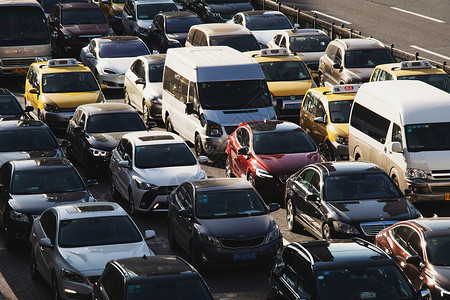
{"left": 11, "top": 168, "right": 85, "bottom": 194}
{"left": 0, "top": 96, "right": 25, "bottom": 117}
{"left": 137, "top": 4, "right": 178, "bottom": 20}
{"left": 316, "top": 266, "right": 414, "bottom": 300}
{"left": 61, "top": 8, "right": 107, "bottom": 25}
{"left": 149, "top": 63, "right": 164, "bottom": 82}
{"left": 289, "top": 35, "right": 330, "bottom": 52}
{"left": 324, "top": 174, "right": 400, "bottom": 201}
{"left": 0, "top": 128, "right": 58, "bottom": 152}
{"left": 259, "top": 60, "right": 311, "bottom": 81}
{"left": 210, "top": 35, "right": 260, "bottom": 52}
{"left": 99, "top": 41, "right": 150, "bottom": 58}
{"left": 344, "top": 49, "right": 396, "bottom": 68}
{"left": 405, "top": 122, "right": 450, "bottom": 152}
{"left": 126, "top": 277, "right": 212, "bottom": 300}
{"left": 245, "top": 15, "right": 292, "bottom": 31}
{"left": 197, "top": 80, "right": 272, "bottom": 110}
{"left": 42, "top": 72, "right": 99, "bottom": 93}
{"left": 195, "top": 190, "right": 267, "bottom": 219}
{"left": 397, "top": 74, "right": 450, "bottom": 93}
{"left": 253, "top": 129, "right": 317, "bottom": 154}
{"left": 87, "top": 113, "right": 146, "bottom": 133}
{"left": 328, "top": 100, "right": 353, "bottom": 123}
{"left": 134, "top": 143, "right": 197, "bottom": 168}
{"left": 59, "top": 215, "right": 142, "bottom": 247}
{"left": 166, "top": 16, "right": 203, "bottom": 33}
{"left": 426, "top": 235, "right": 450, "bottom": 266}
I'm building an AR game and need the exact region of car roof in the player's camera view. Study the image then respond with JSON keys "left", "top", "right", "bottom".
{"left": 190, "top": 178, "right": 253, "bottom": 192}
{"left": 333, "top": 38, "right": 386, "bottom": 50}
{"left": 60, "top": 2, "right": 99, "bottom": 9}
{"left": 289, "top": 239, "right": 391, "bottom": 269}
{"left": 138, "top": 54, "right": 166, "bottom": 64}
{"left": 0, "top": 119, "right": 47, "bottom": 130}
{"left": 246, "top": 51, "right": 303, "bottom": 63}
{"left": 374, "top": 62, "right": 448, "bottom": 77}
{"left": 0, "top": 88, "right": 14, "bottom": 96}
{"left": 244, "top": 120, "right": 302, "bottom": 133}
{"left": 10, "top": 157, "right": 71, "bottom": 171}
{"left": 135, "top": 0, "right": 176, "bottom": 4}
{"left": 54, "top": 202, "right": 127, "bottom": 221}
{"left": 95, "top": 36, "right": 143, "bottom": 44}
{"left": 402, "top": 217, "right": 450, "bottom": 237}
{"left": 77, "top": 103, "right": 137, "bottom": 115}
{"left": 241, "top": 10, "right": 285, "bottom": 17}
{"left": 31, "top": 60, "right": 91, "bottom": 74}
{"left": 308, "top": 161, "right": 383, "bottom": 176}
{"left": 111, "top": 255, "right": 197, "bottom": 279}
{"left": 191, "top": 23, "right": 252, "bottom": 36}
{"left": 285, "top": 28, "right": 328, "bottom": 37}
{"left": 122, "top": 131, "right": 185, "bottom": 146}
{"left": 308, "top": 86, "right": 358, "bottom": 102}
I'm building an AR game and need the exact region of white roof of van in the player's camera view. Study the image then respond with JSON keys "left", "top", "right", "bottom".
{"left": 358, "top": 80, "right": 450, "bottom": 125}
{"left": 190, "top": 23, "right": 252, "bottom": 36}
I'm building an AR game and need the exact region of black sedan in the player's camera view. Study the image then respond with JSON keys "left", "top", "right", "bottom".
{"left": 65, "top": 103, "right": 148, "bottom": 173}
{"left": 146, "top": 11, "right": 203, "bottom": 53}
{"left": 285, "top": 161, "right": 421, "bottom": 241}
{"left": 0, "top": 157, "right": 97, "bottom": 248}
{"left": 168, "top": 178, "right": 282, "bottom": 267}
{"left": 0, "top": 88, "right": 33, "bottom": 120}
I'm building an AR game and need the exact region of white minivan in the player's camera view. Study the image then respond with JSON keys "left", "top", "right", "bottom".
{"left": 348, "top": 80, "right": 450, "bottom": 202}
{"left": 162, "top": 46, "right": 276, "bottom": 161}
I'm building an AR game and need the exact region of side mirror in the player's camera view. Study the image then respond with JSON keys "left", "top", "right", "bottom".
{"left": 147, "top": 121, "right": 157, "bottom": 129}
{"left": 404, "top": 188, "right": 412, "bottom": 196}
{"left": 59, "top": 139, "right": 70, "bottom": 147}
{"left": 186, "top": 102, "right": 194, "bottom": 115}
{"left": 418, "top": 289, "right": 430, "bottom": 300}
{"left": 268, "top": 203, "right": 280, "bottom": 213}
{"left": 237, "top": 147, "right": 249, "bottom": 155}
{"left": 293, "top": 23, "right": 300, "bottom": 29}
{"left": 135, "top": 78, "right": 145, "bottom": 85}
{"left": 85, "top": 52, "right": 95, "bottom": 59}
{"left": 144, "top": 230, "right": 156, "bottom": 240}
{"left": 118, "top": 160, "right": 131, "bottom": 168}
{"left": 179, "top": 208, "right": 191, "bottom": 218}
{"left": 39, "top": 237, "right": 53, "bottom": 248}
{"left": 28, "top": 88, "right": 39, "bottom": 94}
{"left": 406, "top": 255, "right": 424, "bottom": 270}
{"left": 86, "top": 179, "right": 98, "bottom": 188}
{"left": 198, "top": 155, "right": 209, "bottom": 163}
{"left": 306, "top": 194, "right": 319, "bottom": 202}
{"left": 391, "top": 141, "right": 403, "bottom": 153}
{"left": 314, "top": 116, "right": 325, "bottom": 124}
{"left": 25, "top": 106, "right": 34, "bottom": 112}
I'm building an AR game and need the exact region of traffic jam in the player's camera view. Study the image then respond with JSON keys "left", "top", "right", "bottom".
{"left": 1, "top": 0, "right": 450, "bottom": 299}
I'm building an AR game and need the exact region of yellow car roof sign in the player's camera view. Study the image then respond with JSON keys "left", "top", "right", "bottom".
{"left": 47, "top": 58, "right": 79, "bottom": 68}
{"left": 399, "top": 60, "right": 432, "bottom": 70}
{"left": 331, "top": 84, "right": 361, "bottom": 94}
{"left": 260, "top": 48, "right": 289, "bottom": 57}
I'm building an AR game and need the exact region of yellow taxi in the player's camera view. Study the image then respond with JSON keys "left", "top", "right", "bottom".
{"left": 246, "top": 48, "right": 316, "bottom": 118}
{"left": 24, "top": 58, "right": 105, "bottom": 130}
{"left": 300, "top": 84, "right": 360, "bottom": 161}
{"left": 99, "top": 0, "right": 125, "bottom": 34}
{"left": 370, "top": 60, "right": 450, "bottom": 93}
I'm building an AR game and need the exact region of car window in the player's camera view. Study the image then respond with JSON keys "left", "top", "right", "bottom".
{"left": 299, "top": 168, "right": 320, "bottom": 194}
{"left": 236, "top": 128, "right": 250, "bottom": 148}
{"left": 0, "top": 164, "right": 12, "bottom": 188}
{"left": 86, "top": 113, "right": 145, "bottom": 133}
{"left": 391, "top": 226, "right": 413, "bottom": 250}
{"left": 407, "top": 231, "right": 424, "bottom": 259}
{"left": 100, "top": 267, "right": 124, "bottom": 300}
{"left": 124, "top": 140, "right": 133, "bottom": 161}
{"left": 40, "top": 210, "right": 57, "bottom": 245}
{"left": 392, "top": 123, "right": 403, "bottom": 148}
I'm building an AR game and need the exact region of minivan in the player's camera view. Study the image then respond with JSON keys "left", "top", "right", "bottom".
{"left": 348, "top": 80, "right": 450, "bottom": 202}
{"left": 162, "top": 46, "right": 276, "bottom": 161}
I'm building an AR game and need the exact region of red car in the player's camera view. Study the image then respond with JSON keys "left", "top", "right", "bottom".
{"left": 226, "top": 120, "right": 322, "bottom": 202}
{"left": 375, "top": 217, "right": 450, "bottom": 299}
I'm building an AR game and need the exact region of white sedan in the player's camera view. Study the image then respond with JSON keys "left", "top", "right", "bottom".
{"left": 79, "top": 36, "right": 151, "bottom": 89}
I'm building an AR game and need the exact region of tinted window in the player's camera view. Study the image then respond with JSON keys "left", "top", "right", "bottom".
{"left": 137, "top": 3, "right": 178, "bottom": 20}
{"left": 0, "top": 96, "right": 25, "bottom": 117}
{"left": 42, "top": 72, "right": 99, "bottom": 93}
{"left": 344, "top": 49, "right": 396, "bottom": 68}
{"left": 166, "top": 16, "right": 203, "bottom": 33}
{"left": 99, "top": 41, "right": 150, "bottom": 58}
{"left": 244, "top": 14, "right": 292, "bottom": 31}
{"left": 397, "top": 74, "right": 450, "bottom": 93}
{"left": 61, "top": 8, "right": 107, "bottom": 25}
{"left": 391, "top": 226, "right": 412, "bottom": 249}
{"left": 426, "top": 235, "right": 450, "bottom": 266}
{"left": 40, "top": 210, "right": 57, "bottom": 245}
{"left": 253, "top": 129, "right": 317, "bottom": 154}
{"left": 289, "top": 35, "right": 330, "bottom": 53}
{"left": 0, "top": 7, "right": 49, "bottom": 45}
{"left": 259, "top": 60, "right": 311, "bottom": 81}
{"left": 86, "top": 113, "right": 146, "bottom": 133}
{"left": 209, "top": 35, "right": 260, "bottom": 52}
{"left": 101, "top": 268, "right": 124, "bottom": 300}
{"left": 329, "top": 100, "right": 352, "bottom": 123}
{"left": 405, "top": 122, "right": 450, "bottom": 152}
{"left": 134, "top": 143, "right": 197, "bottom": 168}
{"left": 350, "top": 102, "right": 390, "bottom": 144}
{"left": 0, "top": 128, "right": 58, "bottom": 152}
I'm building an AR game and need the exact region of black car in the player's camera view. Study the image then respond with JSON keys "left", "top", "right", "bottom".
{"left": 0, "top": 157, "right": 97, "bottom": 248}
{"left": 66, "top": 103, "right": 148, "bottom": 172}
{"left": 184, "top": 0, "right": 253, "bottom": 23}
{"left": 0, "top": 119, "right": 69, "bottom": 168}
{"left": 93, "top": 255, "right": 215, "bottom": 300}
{"left": 146, "top": 11, "right": 203, "bottom": 53}
{"left": 0, "top": 88, "right": 33, "bottom": 120}
{"left": 167, "top": 178, "right": 282, "bottom": 267}
{"left": 268, "top": 239, "right": 430, "bottom": 300}
{"left": 285, "top": 161, "right": 421, "bottom": 241}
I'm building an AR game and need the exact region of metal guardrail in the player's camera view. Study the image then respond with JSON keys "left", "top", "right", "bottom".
{"left": 252, "top": 0, "right": 450, "bottom": 75}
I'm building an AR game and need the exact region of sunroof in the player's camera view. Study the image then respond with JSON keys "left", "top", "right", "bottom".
{"left": 139, "top": 135, "right": 175, "bottom": 142}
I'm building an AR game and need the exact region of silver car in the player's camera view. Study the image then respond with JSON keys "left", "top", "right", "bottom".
{"left": 30, "top": 202, "right": 155, "bottom": 300}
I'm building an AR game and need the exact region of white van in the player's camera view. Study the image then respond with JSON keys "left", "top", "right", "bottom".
{"left": 162, "top": 46, "right": 276, "bottom": 161}
{"left": 348, "top": 80, "right": 450, "bottom": 202}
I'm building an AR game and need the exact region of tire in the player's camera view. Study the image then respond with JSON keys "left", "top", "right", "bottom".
{"left": 225, "top": 157, "right": 235, "bottom": 178}
{"left": 109, "top": 172, "right": 119, "bottom": 199}
{"left": 322, "top": 223, "right": 332, "bottom": 240}
{"left": 30, "top": 252, "right": 41, "bottom": 281}
{"left": 52, "top": 275, "right": 61, "bottom": 300}
{"left": 83, "top": 153, "right": 93, "bottom": 176}
{"left": 3, "top": 219, "right": 13, "bottom": 250}
{"left": 286, "top": 198, "right": 300, "bottom": 232}
{"left": 189, "top": 244, "right": 202, "bottom": 268}
{"left": 194, "top": 134, "right": 205, "bottom": 158}
{"left": 124, "top": 88, "right": 132, "bottom": 106}
{"left": 247, "top": 173, "right": 255, "bottom": 187}
{"left": 142, "top": 100, "right": 150, "bottom": 124}
{"left": 165, "top": 116, "right": 175, "bottom": 133}
{"left": 319, "top": 73, "right": 325, "bottom": 87}
{"left": 167, "top": 222, "right": 178, "bottom": 250}
{"left": 323, "top": 142, "right": 335, "bottom": 161}
{"left": 128, "top": 190, "right": 135, "bottom": 216}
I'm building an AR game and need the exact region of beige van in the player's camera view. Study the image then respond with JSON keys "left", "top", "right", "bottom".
{"left": 185, "top": 23, "right": 261, "bottom": 52}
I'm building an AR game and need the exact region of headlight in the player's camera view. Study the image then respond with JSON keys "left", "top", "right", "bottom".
{"left": 195, "top": 170, "right": 207, "bottom": 180}
{"left": 435, "top": 284, "right": 450, "bottom": 298}
{"left": 44, "top": 103, "right": 59, "bottom": 113}
{"left": 206, "top": 120, "right": 222, "bottom": 137}
{"left": 134, "top": 178, "right": 158, "bottom": 190}
{"left": 150, "top": 97, "right": 161, "bottom": 104}
{"left": 207, "top": 11, "right": 221, "bottom": 17}
{"left": 335, "top": 134, "right": 348, "bottom": 145}
{"left": 61, "top": 269, "right": 84, "bottom": 283}
{"left": 332, "top": 221, "right": 359, "bottom": 234}
{"left": 265, "top": 225, "right": 280, "bottom": 244}
{"left": 199, "top": 233, "right": 221, "bottom": 247}
{"left": 256, "top": 168, "right": 273, "bottom": 179}
{"left": 405, "top": 168, "right": 427, "bottom": 179}
{"left": 9, "top": 210, "right": 29, "bottom": 222}
{"left": 89, "top": 148, "right": 109, "bottom": 157}
{"left": 101, "top": 68, "right": 118, "bottom": 74}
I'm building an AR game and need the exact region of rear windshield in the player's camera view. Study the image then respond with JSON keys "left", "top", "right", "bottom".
{"left": 344, "top": 49, "right": 396, "bottom": 68}
{"left": 0, "top": 128, "right": 58, "bottom": 152}
{"left": 210, "top": 35, "right": 260, "bottom": 52}
{"left": 398, "top": 74, "right": 450, "bottom": 93}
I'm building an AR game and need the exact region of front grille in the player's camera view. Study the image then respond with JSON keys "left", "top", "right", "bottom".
{"left": 87, "top": 275, "right": 100, "bottom": 284}
{"left": 220, "top": 235, "right": 265, "bottom": 249}
{"left": 140, "top": 185, "right": 177, "bottom": 209}
{"left": 224, "top": 126, "right": 238, "bottom": 135}
{"left": 432, "top": 186, "right": 450, "bottom": 193}
{"left": 306, "top": 63, "right": 319, "bottom": 71}
{"left": 431, "top": 170, "right": 450, "bottom": 179}
{"left": 360, "top": 221, "right": 397, "bottom": 236}
{"left": 1, "top": 58, "right": 36, "bottom": 67}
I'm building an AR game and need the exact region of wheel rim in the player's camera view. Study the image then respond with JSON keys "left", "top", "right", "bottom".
{"left": 129, "top": 192, "right": 135, "bottom": 215}
{"left": 52, "top": 277, "right": 59, "bottom": 300}
{"left": 323, "top": 224, "right": 331, "bottom": 240}
{"left": 143, "top": 102, "right": 149, "bottom": 123}
{"left": 195, "top": 136, "right": 203, "bottom": 157}
{"left": 225, "top": 158, "right": 232, "bottom": 178}
{"left": 286, "top": 200, "right": 294, "bottom": 230}
{"left": 247, "top": 174, "right": 254, "bottom": 186}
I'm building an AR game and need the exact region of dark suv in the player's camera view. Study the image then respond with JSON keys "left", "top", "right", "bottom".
{"left": 93, "top": 255, "right": 215, "bottom": 300}
{"left": 268, "top": 239, "right": 431, "bottom": 300}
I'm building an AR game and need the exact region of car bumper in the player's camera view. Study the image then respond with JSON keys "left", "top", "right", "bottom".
{"left": 57, "top": 277, "right": 94, "bottom": 300}
{"left": 407, "top": 179, "right": 450, "bottom": 202}
{"left": 41, "top": 111, "right": 74, "bottom": 130}
{"left": 98, "top": 74, "right": 125, "bottom": 89}
{"left": 134, "top": 186, "right": 178, "bottom": 212}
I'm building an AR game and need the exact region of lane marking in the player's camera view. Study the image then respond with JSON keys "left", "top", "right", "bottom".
{"left": 410, "top": 45, "right": 450, "bottom": 61}
{"left": 311, "top": 10, "right": 352, "bottom": 25}
{"left": 0, "top": 271, "right": 18, "bottom": 300}
{"left": 391, "top": 7, "right": 446, "bottom": 23}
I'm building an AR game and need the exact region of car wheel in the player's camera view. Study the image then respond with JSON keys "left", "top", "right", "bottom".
{"left": 52, "top": 275, "right": 61, "bottom": 300}
{"left": 142, "top": 100, "right": 150, "bottom": 124}
{"left": 322, "top": 223, "right": 332, "bottom": 240}
{"left": 319, "top": 73, "right": 325, "bottom": 87}
{"left": 165, "top": 116, "right": 174, "bottom": 133}
{"left": 393, "top": 176, "right": 400, "bottom": 188}
{"left": 37, "top": 109, "right": 45, "bottom": 122}
{"left": 128, "top": 190, "right": 135, "bottom": 216}
{"left": 324, "top": 141, "right": 335, "bottom": 161}
{"left": 225, "top": 156, "right": 235, "bottom": 178}
{"left": 30, "top": 252, "right": 41, "bottom": 281}
{"left": 124, "top": 89, "right": 132, "bottom": 106}
{"left": 109, "top": 172, "right": 119, "bottom": 198}
{"left": 3, "top": 219, "right": 13, "bottom": 250}
{"left": 190, "top": 244, "right": 202, "bottom": 268}
{"left": 247, "top": 172, "right": 254, "bottom": 187}
{"left": 167, "top": 222, "right": 178, "bottom": 250}
{"left": 286, "top": 198, "right": 300, "bottom": 232}
{"left": 194, "top": 134, "right": 205, "bottom": 158}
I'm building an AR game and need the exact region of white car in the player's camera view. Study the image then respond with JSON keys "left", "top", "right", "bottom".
{"left": 109, "top": 131, "right": 208, "bottom": 215}
{"left": 29, "top": 202, "right": 156, "bottom": 300}
{"left": 227, "top": 10, "right": 296, "bottom": 47}
{"left": 124, "top": 54, "right": 166, "bottom": 122}
{"left": 79, "top": 36, "right": 151, "bottom": 89}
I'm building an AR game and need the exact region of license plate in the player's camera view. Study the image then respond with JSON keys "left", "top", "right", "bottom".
{"left": 233, "top": 252, "right": 257, "bottom": 261}
{"left": 12, "top": 67, "right": 28, "bottom": 73}
{"left": 284, "top": 103, "right": 301, "bottom": 110}
{"left": 445, "top": 193, "right": 450, "bottom": 200}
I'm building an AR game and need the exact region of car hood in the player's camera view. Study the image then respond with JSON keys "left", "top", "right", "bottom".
{"left": 255, "top": 152, "right": 321, "bottom": 175}
{"left": 0, "top": 150, "right": 60, "bottom": 168}
{"left": 43, "top": 92, "right": 102, "bottom": 109}
{"left": 135, "top": 165, "right": 202, "bottom": 186}
{"left": 344, "top": 68, "right": 374, "bottom": 83}
{"left": 407, "top": 151, "right": 450, "bottom": 171}
{"left": 59, "top": 242, "right": 151, "bottom": 274}
{"left": 167, "top": 32, "right": 188, "bottom": 44}
{"left": 207, "top": 2, "right": 253, "bottom": 14}
{"left": 88, "top": 132, "right": 129, "bottom": 151}
{"left": 198, "top": 214, "right": 272, "bottom": 238}
{"left": 9, "top": 192, "right": 89, "bottom": 215}
{"left": 63, "top": 24, "right": 110, "bottom": 35}
{"left": 97, "top": 57, "right": 137, "bottom": 74}
{"left": 296, "top": 52, "right": 324, "bottom": 64}
{"left": 328, "top": 198, "right": 415, "bottom": 224}
{"left": 431, "top": 266, "right": 450, "bottom": 289}
{"left": 137, "top": 20, "right": 153, "bottom": 29}
{"left": 251, "top": 30, "right": 283, "bottom": 45}
{"left": 267, "top": 80, "right": 313, "bottom": 96}
{"left": 204, "top": 108, "right": 275, "bottom": 126}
